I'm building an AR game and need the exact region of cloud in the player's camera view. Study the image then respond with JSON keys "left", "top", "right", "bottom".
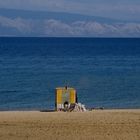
{"left": 44, "top": 19, "right": 140, "bottom": 37}
{"left": 44, "top": 19, "right": 73, "bottom": 36}
{"left": 0, "top": 16, "right": 31, "bottom": 33}
{"left": 0, "top": 16, "right": 140, "bottom": 37}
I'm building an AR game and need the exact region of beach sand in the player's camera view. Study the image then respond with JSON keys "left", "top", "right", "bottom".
{"left": 0, "top": 110, "right": 139, "bottom": 140}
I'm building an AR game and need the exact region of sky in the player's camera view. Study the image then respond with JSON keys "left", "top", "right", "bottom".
{"left": 0, "top": 0, "right": 140, "bottom": 37}
{"left": 0, "top": 0, "right": 140, "bottom": 21}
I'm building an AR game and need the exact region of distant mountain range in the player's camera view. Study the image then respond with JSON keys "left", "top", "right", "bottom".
{"left": 0, "top": 8, "right": 140, "bottom": 37}
{"left": 0, "top": 8, "right": 120, "bottom": 23}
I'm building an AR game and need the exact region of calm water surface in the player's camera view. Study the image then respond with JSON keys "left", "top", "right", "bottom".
{"left": 0, "top": 37, "right": 140, "bottom": 110}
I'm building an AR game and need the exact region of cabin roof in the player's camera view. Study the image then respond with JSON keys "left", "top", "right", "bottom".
{"left": 56, "top": 87, "right": 75, "bottom": 90}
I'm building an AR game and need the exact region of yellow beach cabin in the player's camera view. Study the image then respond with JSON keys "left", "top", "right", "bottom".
{"left": 55, "top": 86, "right": 77, "bottom": 111}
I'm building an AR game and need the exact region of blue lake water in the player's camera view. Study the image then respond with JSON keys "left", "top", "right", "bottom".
{"left": 0, "top": 37, "right": 140, "bottom": 110}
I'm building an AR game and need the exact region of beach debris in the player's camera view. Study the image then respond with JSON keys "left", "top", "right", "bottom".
{"left": 89, "top": 107, "right": 104, "bottom": 111}
{"left": 62, "top": 102, "right": 87, "bottom": 112}
{"left": 72, "top": 103, "right": 87, "bottom": 112}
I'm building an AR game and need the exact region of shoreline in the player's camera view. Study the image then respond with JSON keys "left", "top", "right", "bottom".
{"left": 0, "top": 108, "right": 140, "bottom": 112}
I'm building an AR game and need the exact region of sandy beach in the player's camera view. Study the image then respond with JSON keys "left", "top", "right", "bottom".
{"left": 0, "top": 110, "right": 139, "bottom": 140}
